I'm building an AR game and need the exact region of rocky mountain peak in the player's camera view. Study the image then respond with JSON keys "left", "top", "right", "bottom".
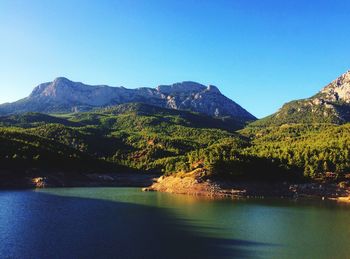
{"left": 206, "top": 85, "right": 221, "bottom": 94}
{"left": 30, "top": 77, "right": 75, "bottom": 97}
{"left": 319, "top": 70, "right": 350, "bottom": 103}
{"left": 253, "top": 70, "right": 350, "bottom": 126}
{"left": 50, "top": 77, "right": 73, "bottom": 86}
{"left": 156, "top": 81, "right": 206, "bottom": 94}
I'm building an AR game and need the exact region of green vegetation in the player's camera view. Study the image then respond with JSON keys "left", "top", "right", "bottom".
{"left": 0, "top": 104, "right": 241, "bottom": 175}
{"left": 251, "top": 97, "right": 350, "bottom": 127}
{"left": 240, "top": 123, "right": 350, "bottom": 180}
{"left": 0, "top": 103, "right": 349, "bottom": 182}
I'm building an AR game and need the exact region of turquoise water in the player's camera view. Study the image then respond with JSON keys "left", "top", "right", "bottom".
{"left": 0, "top": 188, "right": 349, "bottom": 258}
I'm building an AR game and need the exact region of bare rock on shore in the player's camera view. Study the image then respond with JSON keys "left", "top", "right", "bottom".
{"left": 144, "top": 173, "right": 350, "bottom": 202}
{"left": 144, "top": 173, "right": 225, "bottom": 197}
{"left": 336, "top": 197, "right": 350, "bottom": 203}
{"left": 31, "top": 177, "right": 50, "bottom": 188}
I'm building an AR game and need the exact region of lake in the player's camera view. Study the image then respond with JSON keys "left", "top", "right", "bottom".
{"left": 0, "top": 188, "right": 349, "bottom": 258}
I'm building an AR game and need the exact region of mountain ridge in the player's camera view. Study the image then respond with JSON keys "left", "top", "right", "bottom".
{"left": 0, "top": 78, "right": 256, "bottom": 123}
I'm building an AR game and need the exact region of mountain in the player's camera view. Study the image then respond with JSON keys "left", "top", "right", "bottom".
{"left": 252, "top": 70, "right": 350, "bottom": 126}
{"left": 0, "top": 77, "right": 256, "bottom": 123}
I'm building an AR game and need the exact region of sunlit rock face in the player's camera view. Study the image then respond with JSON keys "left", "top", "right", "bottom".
{"left": 0, "top": 78, "right": 256, "bottom": 122}
{"left": 319, "top": 70, "right": 350, "bottom": 103}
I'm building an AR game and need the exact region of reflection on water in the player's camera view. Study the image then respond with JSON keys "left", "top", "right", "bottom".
{"left": 0, "top": 188, "right": 350, "bottom": 258}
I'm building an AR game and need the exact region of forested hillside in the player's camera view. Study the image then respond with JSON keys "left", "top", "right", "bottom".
{"left": 0, "top": 103, "right": 349, "bottom": 184}
{"left": 0, "top": 104, "right": 242, "bottom": 176}
{"left": 240, "top": 124, "right": 350, "bottom": 179}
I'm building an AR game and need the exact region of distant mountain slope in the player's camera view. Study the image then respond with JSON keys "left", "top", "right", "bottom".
{"left": 252, "top": 70, "right": 350, "bottom": 126}
{"left": 94, "top": 103, "right": 246, "bottom": 131}
{"left": 0, "top": 77, "right": 256, "bottom": 123}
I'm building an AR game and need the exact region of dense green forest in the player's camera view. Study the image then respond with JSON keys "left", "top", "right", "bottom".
{"left": 0, "top": 103, "right": 349, "bottom": 182}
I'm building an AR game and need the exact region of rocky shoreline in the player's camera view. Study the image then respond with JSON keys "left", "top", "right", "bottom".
{"left": 143, "top": 174, "right": 350, "bottom": 204}
{"left": 1, "top": 170, "right": 350, "bottom": 204}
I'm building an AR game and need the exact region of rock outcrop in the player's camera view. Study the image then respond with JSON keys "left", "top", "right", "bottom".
{"left": 318, "top": 70, "right": 350, "bottom": 103}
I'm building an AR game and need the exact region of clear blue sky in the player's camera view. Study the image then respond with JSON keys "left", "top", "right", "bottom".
{"left": 0, "top": 0, "right": 349, "bottom": 118}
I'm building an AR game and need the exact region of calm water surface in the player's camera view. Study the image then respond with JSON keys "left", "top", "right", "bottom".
{"left": 0, "top": 187, "right": 349, "bottom": 258}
